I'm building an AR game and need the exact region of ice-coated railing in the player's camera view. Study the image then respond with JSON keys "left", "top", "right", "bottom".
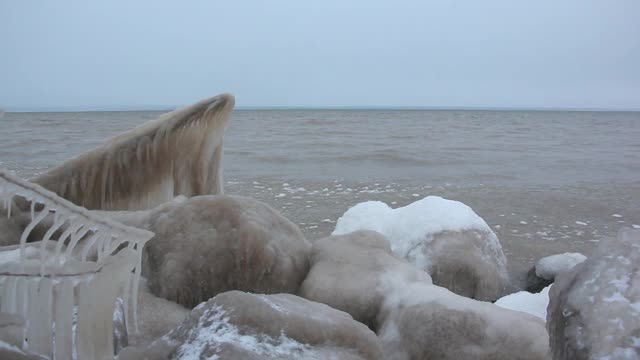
{"left": 0, "top": 169, "right": 154, "bottom": 359}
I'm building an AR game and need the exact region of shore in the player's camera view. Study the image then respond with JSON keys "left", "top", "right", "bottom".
{"left": 226, "top": 178, "right": 640, "bottom": 288}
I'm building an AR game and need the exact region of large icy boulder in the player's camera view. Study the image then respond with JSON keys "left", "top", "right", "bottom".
{"left": 118, "top": 291, "right": 384, "bottom": 360}
{"left": 32, "top": 93, "right": 235, "bottom": 211}
{"left": 135, "top": 195, "right": 311, "bottom": 308}
{"left": 378, "top": 280, "right": 550, "bottom": 360}
{"left": 547, "top": 228, "right": 640, "bottom": 359}
{"left": 495, "top": 286, "right": 551, "bottom": 321}
{"left": 333, "top": 196, "right": 509, "bottom": 300}
{"left": 526, "top": 252, "right": 587, "bottom": 293}
{"left": 299, "top": 230, "right": 432, "bottom": 329}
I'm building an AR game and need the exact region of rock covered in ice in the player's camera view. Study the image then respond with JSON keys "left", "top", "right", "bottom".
{"left": 378, "top": 281, "right": 550, "bottom": 360}
{"left": 536, "top": 252, "right": 587, "bottom": 281}
{"left": 139, "top": 195, "right": 311, "bottom": 308}
{"left": 32, "top": 93, "right": 235, "bottom": 211}
{"left": 526, "top": 252, "right": 587, "bottom": 293}
{"left": 118, "top": 291, "right": 384, "bottom": 360}
{"left": 547, "top": 228, "right": 640, "bottom": 359}
{"left": 495, "top": 286, "right": 551, "bottom": 320}
{"left": 333, "top": 196, "right": 509, "bottom": 300}
{"left": 526, "top": 267, "right": 554, "bottom": 293}
{"left": 300, "top": 230, "right": 432, "bottom": 329}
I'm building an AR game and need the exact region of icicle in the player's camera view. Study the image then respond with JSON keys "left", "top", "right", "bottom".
{"left": 27, "top": 278, "right": 53, "bottom": 357}
{"left": 64, "top": 226, "right": 90, "bottom": 258}
{"left": 131, "top": 243, "right": 143, "bottom": 333}
{"left": 122, "top": 276, "right": 132, "bottom": 338}
{"left": 53, "top": 219, "right": 82, "bottom": 261}
{"left": 19, "top": 204, "right": 51, "bottom": 272}
{"left": 75, "top": 280, "right": 94, "bottom": 359}
{"left": 0, "top": 276, "right": 17, "bottom": 313}
{"left": 15, "top": 277, "right": 28, "bottom": 320}
{"left": 3, "top": 195, "right": 12, "bottom": 218}
{"left": 80, "top": 231, "right": 104, "bottom": 262}
{"left": 39, "top": 213, "right": 66, "bottom": 276}
{"left": 54, "top": 278, "right": 74, "bottom": 360}
{"left": 0, "top": 169, "right": 154, "bottom": 356}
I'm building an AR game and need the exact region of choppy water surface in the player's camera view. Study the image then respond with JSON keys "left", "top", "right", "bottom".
{"left": 1, "top": 109, "right": 639, "bottom": 286}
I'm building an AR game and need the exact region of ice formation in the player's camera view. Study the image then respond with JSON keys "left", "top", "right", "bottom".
{"left": 495, "top": 286, "right": 551, "bottom": 320}
{"left": 118, "top": 291, "right": 384, "bottom": 360}
{"left": 333, "top": 196, "right": 509, "bottom": 300}
{"left": 547, "top": 227, "right": 640, "bottom": 359}
{"left": 32, "top": 93, "right": 235, "bottom": 211}
{"left": 0, "top": 169, "right": 154, "bottom": 359}
{"left": 535, "top": 252, "right": 587, "bottom": 280}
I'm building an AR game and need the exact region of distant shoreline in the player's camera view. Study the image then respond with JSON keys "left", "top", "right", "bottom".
{"left": 4, "top": 106, "right": 640, "bottom": 113}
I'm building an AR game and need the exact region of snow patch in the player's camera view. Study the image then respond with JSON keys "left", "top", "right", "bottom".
{"left": 535, "top": 252, "right": 587, "bottom": 280}
{"left": 495, "top": 286, "right": 551, "bottom": 320}
{"left": 333, "top": 196, "right": 500, "bottom": 270}
{"left": 176, "top": 305, "right": 316, "bottom": 360}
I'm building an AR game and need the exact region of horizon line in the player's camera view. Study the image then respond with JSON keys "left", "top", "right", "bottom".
{"left": 3, "top": 105, "right": 640, "bottom": 113}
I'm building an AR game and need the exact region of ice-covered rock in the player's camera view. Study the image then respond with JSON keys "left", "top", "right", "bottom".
{"left": 526, "top": 267, "right": 554, "bottom": 293}
{"left": 526, "top": 252, "right": 587, "bottom": 293}
{"left": 495, "top": 286, "right": 551, "bottom": 320}
{"left": 32, "top": 93, "right": 235, "bottom": 211}
{"left": 333, "top": 196, "right": 509, "bottom": 300}
{"left": 547, "top": 228, "right": 640, "bottom": 359}
{"left": 299, "top": 230, "right": 432, "bottom": 329}
{"left": 118, "top": 291, "right": 384, "bottom": 360}
{"left": 536, "top": 252, "right": 587, "bottom": 281}
{"left": 378, "top": 280, "right": 550, "bottom": 360}
{"left": 136, "top": 195, "right": 311, "bottom": 308}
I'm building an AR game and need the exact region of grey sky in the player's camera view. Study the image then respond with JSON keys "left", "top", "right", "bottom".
{"left": 1, "top": 0, "right": 639, "bottom": 110}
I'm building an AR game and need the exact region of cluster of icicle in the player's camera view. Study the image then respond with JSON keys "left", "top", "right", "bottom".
{"left": 0, "top": 169, "right": 154, "bottom": 360}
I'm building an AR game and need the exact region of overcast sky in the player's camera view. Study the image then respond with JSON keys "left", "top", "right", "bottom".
{"left": 1, "top": 0, "right": 639, "bottom": 110}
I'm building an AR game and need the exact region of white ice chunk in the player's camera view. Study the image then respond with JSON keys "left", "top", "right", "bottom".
{"left": 496, "top": 286, "right": 551, "bottom": 320}
{"left": 535, "top": 252, "right": 587, "bottom": 281}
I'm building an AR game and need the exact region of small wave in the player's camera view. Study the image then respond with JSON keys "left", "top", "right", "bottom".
{"left": 332, "top": 151, "right": 437, "bottom": 165}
